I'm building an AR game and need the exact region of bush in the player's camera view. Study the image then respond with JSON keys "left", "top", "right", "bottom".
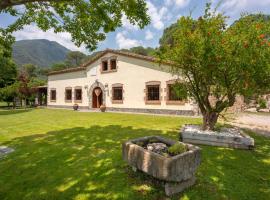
{"left": 168, "top": 143, "right": 187, "bottom": 156}
{"left": 258, "top": 98, "right": 267, "bottom": 109}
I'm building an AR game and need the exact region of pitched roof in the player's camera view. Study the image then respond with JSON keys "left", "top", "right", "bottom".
{"left": 48, "top": 49, "right": 172, "bottom": 75}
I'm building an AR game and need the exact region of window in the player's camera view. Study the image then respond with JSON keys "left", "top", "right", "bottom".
{"left": 147, "top": 85, "right": 160, "bottom": 101}
{"left": 102, "top": 60, "right": 108, "bottom": 71}
{"left": 112, "top": 84, "right": 123, "bottom": 103}
{"left": 75, "top": 88, "right": 82, "bottom": 102}
{"left": 50, "top": 89, "right": 56, "bottom": 101}
{"left": 145, "top": 81, "right": 161, "bottom": 104}
{"left": 110, "top": 59, "right": 117, "bottom": 70}
{"left": 101, "top": 57, "right": 118, "bottom": 73}
{"left": 65, "top": 88, "right": 72, "bottom": 102}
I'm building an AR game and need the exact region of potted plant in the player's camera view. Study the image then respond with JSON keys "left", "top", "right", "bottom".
{"left": 73, "top": 104, "right": 79, "bottom": 111}
{"left": 100, "top": 104, "right": 106, "bottom": 112}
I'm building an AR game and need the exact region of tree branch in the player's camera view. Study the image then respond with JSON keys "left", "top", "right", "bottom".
{"left": 0, "top": 0, "right": 69, "bottom": 10}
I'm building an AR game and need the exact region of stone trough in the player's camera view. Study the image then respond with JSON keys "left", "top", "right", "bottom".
{"left": 181, "top": 125, "right": 254, "bottom": 149}
{"left": 122, "top": 136, "right": 201, "bottom": 196}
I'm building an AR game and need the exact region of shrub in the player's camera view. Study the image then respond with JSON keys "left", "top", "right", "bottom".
{"left": 168, "top": 143, "right": 187, "bottom": 156}
{"left": 258, "top": 98, "right": 267, "bottom": 109}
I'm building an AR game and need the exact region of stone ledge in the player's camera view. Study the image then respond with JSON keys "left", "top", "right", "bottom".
{"left": 180, "top": 125, "right": 255, "bottom": 150}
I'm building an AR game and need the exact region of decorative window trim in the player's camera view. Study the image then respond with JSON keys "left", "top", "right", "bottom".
{"left": 165, "top": 79, "right": 187, "bottom": 105}
{"left": 74, "top": 86, "right": 83, "bottom": 103}
{"left": 111, "top": 83, "right": 123, "bottom": 104}
{"left": 50, "top": 88, "right": 56, "bottom": 102}
{"left": 65, "top": 87, "right": 72, "bottom": 103}
{"left": 145, "top": 81, "right": 161, "bottom": 105}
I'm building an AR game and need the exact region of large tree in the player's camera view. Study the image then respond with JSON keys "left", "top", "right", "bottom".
{"left": 0, "top": 0, "right": 150, "bottom": 50}
{"left": 0, "top": 34, "right": 17, "bottom": 88}
{"left": 65, "top": 51, "right": 87, "bottom": 67}
{"left": 159, "top": 4, "right": 270, "bottom": 130}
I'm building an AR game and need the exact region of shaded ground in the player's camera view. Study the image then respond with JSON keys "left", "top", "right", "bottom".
{"left": 0, "top": 109, "right": 269, "bottom": 200}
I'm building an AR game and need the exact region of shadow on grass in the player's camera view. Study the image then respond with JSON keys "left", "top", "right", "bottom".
{"left": 0, "top": 108, "right": 33, "bottom": 115}
{"left": 0, "top": 125, "right": 269, "bottom": 200}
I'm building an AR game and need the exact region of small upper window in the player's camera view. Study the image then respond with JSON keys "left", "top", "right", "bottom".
{"left": 147, "top": 85, "right": 160, "bottom": 101}
{"left": 50, "top": 89, "right": 56, "bottom": 101}
{"left": 75, "top": 88, "right": 82, "bottom": 102}
{"left": 65, "top": 88, "right": 72, "bottom": 101}
{"left": 110, "top": 59, "right": 117, "bottom": 70}
{"left": 102, "top": 60, "right": 108, "bottom": 71}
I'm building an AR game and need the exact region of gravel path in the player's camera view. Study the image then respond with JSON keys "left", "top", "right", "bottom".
{"left": 230, "top": 112, "right": 270, "bottom": 137}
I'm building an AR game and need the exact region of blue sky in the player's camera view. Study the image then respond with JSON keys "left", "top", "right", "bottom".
{"left": 1, "top": 0, "right": 270, "bottom": 54}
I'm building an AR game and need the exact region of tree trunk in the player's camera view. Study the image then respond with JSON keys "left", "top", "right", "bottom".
{"left": 12, "top": 99, "right": 16, "bottom": 109}
{"left": 202, "top": 111, "right": 219, "bottom": 131}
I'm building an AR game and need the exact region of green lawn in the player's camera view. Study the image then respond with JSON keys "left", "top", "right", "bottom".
{"left": 0, "top": 109, "right": 269, "bottom": 200}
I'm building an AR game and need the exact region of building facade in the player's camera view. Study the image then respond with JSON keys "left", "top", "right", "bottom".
{"left": 47, "top": 49, "right": 197, "bottom": 115}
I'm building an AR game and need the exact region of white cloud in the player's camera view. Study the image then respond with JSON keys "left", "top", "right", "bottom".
{"left": 213, "top": 0, "right": 270, "bottom": 15}
{"left": 146, "top": 1, "right": 168, "bottom": 30}
{"left": 145, "top": 30, "right": 154, "bottom": 40}
{"left": 121, "top": 14, "right": 139, "bottom": 30}
{"left": 116, "top": 31, "right": 141, "bottom": 49}
{"left": 165, "top": 0, "right": 190, "bottom": 8}
{"left": 13, "top": 24, "right": 88, "bottom": 53}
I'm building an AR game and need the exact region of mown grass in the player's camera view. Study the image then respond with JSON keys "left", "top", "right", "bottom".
{"left": 0, "top": 109, "right": 269, "bottom": 200}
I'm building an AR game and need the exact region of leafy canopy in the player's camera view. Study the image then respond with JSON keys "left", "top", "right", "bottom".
{"left": 159, "top": 4, "right": 270, "bottom": 129}
{"left": 0, "top": 34, "right": 17, "bottom": 88}
{"left": 0, "top": 0, "right": 150, "bottom": 50}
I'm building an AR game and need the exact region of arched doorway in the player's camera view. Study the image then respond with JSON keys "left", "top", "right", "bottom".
{"left": 89, "top": 81, "right": 106, "bottom": 108}
{"left": 92, "top": 87, "right": 103, "bottom": 108}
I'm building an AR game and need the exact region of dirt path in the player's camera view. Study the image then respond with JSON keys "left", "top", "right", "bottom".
{"left": 229, "top": 112, "right": 270, "bottom": 137}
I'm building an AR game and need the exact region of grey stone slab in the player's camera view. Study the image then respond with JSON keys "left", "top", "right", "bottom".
{"left": 180, "top": 125, "right": 254, "bottom": 149}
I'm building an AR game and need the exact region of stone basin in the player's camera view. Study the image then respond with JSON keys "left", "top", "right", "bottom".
{"left": 122, "top": 136, "right": 201, "bottom": 196}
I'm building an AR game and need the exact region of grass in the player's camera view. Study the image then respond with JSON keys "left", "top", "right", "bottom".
{"left": 0, "top": 109, "right": 269, "bottom": 200}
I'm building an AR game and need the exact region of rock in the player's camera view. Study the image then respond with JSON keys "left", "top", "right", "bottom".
{"left": 147, "top": 143, "right": 167, "bottom": 154}
{"left": 0, "top": 146, "right": 14, "bottom": 158}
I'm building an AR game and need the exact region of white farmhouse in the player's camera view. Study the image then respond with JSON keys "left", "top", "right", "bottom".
{"left": 47, "top": 49, "right": 197, "bottom": 115}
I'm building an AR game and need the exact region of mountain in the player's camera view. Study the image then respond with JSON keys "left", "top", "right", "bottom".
{"left": 12, "top": 39, "right": 70, "bottom": 68}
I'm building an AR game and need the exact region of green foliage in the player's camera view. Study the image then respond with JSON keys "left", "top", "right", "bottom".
{"left": 258, "top": 98, "right": 267, "bottom": 109}
{"left": 65, "top": 51, "right": 87, "bottom": 67}
{"left": 122, "top": 46, "right": 157, "bottom": 56}
{"left": 168, "top": 143, "right": 187, "bottom": 156}
{"left": 159, "top": 22, "right": 178, "bottom": 47}
{"left": 159, "top": 3, "right": 270, "bottom": 130}
{"left": 1, "top": 0, "right": 150, "bottom": 51}
{"left": 50, "top": 62, "right": 67, "bottom": 71}
{"left": 21, "top": 64, "right": 38, "bottom": 78}
{"left": 0, "top": 81, "right": 19, "bottom": 106}
{"left": 12, "top": 39, "right": 70, "bottom": 68}
{"left": 0, "top": 33, "right": 17, "bottom": 88}
{"left": 171, "top": 82, "right": 188, "bottom": 100}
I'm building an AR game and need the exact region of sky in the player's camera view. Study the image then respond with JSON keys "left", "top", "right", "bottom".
{"left": 1, "top": 0, "right": 270, "bottom": 54}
